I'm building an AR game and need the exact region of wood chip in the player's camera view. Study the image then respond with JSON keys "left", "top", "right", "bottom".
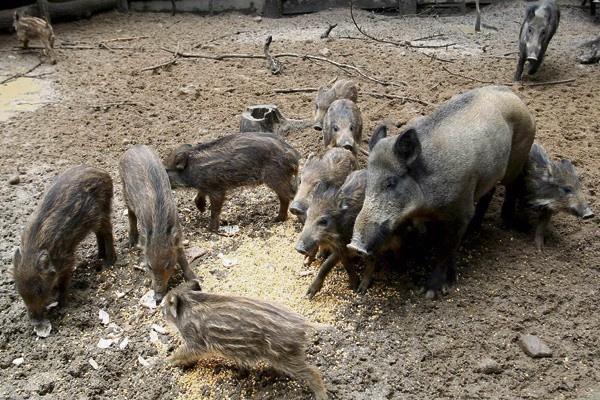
{"left": 89, "top": 358, "right": 99, "bottom": 370}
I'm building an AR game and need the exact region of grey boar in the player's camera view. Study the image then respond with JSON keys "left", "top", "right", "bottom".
{"left": 120, "top": 145, "right": 196, "bottom": 301}
{"left": 290, "top": 147, "right": 358, "bottom": 222}
{"left": 348, "top": 86, "right": 536, "bottom": 298}
{"left": 164, "top": 132, "right": 300, "bottom": 231}
{"left": 322, "top": 99, "right": 363, "bottom": 155}
{"left": 163, "top": 280, "right": 328, "bottom": 400}
{"left": 295, "top": 170, "right": 367, "bottom": 298}
{"left": 313, "top": 79, "right": 358, "bottom": 131}
{"left": 13, "top": 165, "right": 116, "bottom": 335}
{"left": 13, "top": 11, "right": 56, "bottom": 64}
{"left": 521, "top": 142, "right": 594, "bottom": 251}
{"left": 514, "top": 0, "right": 560, "bottom": 81}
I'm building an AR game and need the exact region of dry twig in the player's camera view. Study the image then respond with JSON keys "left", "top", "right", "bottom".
{"left": 441, "top": 66, "right": 494, "bottom": 84}
{"left": 264, "top": 36, "right": 282, "bottom": 74}
{"left": 274, "top": 87, "right": 319, "bottom": 94}
{"left": 0, "top": 60, "right": 43, "bottom": 85}
{"left": 516, "top": 78, "right": 576, "bottom": 87}
{"left": 273, "top": 87, "right": 431, "bottom": 106}
{"left": 103, "top": 36, "right": 148, "bottom": 42}
{"left": 321, "top": 23, "right": 338, "bottom": 39}
{"left": 141, "top": 43, "right": 180, "bottom": 72}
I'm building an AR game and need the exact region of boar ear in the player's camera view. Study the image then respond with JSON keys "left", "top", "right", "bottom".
{"left": 166, "top": 293, "right": 180, "bottom": 319}
{"left": 188, "top": 279, "right": 202, "bottom": 292}
{"left": 174, "top": 150, "right": 188, "bottom": 170}
{"left": 395, "top": 128, "right": 421, "bottom": 165}
{"left": 322, "top": 118, "right": 332, "bottom": 147}
{"left": 13, "top": 247, "right": 22, "bottom": 268}
{"left": 369, "top": 124, "right": 387, "bottom": 151}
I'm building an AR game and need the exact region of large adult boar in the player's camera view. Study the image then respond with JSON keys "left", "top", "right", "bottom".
{"left": 322, "top": 99, "right": 363, "bottom": 155}
{"left": 164, "top": 133, "right": 300, "bottom": 231}
{"left": 120, "top": 145, "right": 196, "bottom": 301}
{"left": 514, "top": 0, "right": 560, "bottom": 81}
{"left": 348, "top": 86, "right": 536, "bottom": 298}
{"left": 13, "top": 165, "right": 116, "bottom": 337}
{"left": 521, "top": 142, "right": 594, "bottom": 252}
{"left": 313, "top": 79, "right": 358, "bottom": 131}
{"left": 163, "top": 280, "right": 328, "bottom": 400}
{"left": 290, "top": 147, "right": 358, "bottom": 222}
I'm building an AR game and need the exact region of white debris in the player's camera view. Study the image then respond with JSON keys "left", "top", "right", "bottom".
{"left": 138, "top": 356, "right": 151, "bottom": 367}
{"left": 151, "top": 324, "right": 167, "bottom": 334}
{"left": 182, "top": 239, "right": 190, "bottom": 246}
{"left": 97, "top": 338, "right": 113, "bottom": 349}
{"left": 12, "top": 357, "right": 24, "bottom": 366}
{"left": 34, "top": 320, "right": 52, "bottom": 338}
{"left": 139, "top": 290, "right": 157, "bottom": 309}
{"left": 217, "top": 252, "right": 224, "bottom": 259}
{"left": 223, "top": 258, "right": 238, "bottom": 267}
{"left": 89, "top": 358, "right": 99, "bottom": 370}
{"left": 122, "top": 209, "right": 128, "bottom": 217}
{"left": 320, "top": 48, "right": 331, "bottom": 57}
{"left": 98, "top": 309, "right": 110, "bottom": 325}
{"left": 119, "top": 337, "right": 129, "bottom": 350}
{"left": 186, "top": 246, "right": 207, "bottom": 262}
{"left": 218, "top": 225, "right": 240, "bottom": 236}
{"left": 46, "top": 302, "right": 59, "bottom": 310}
{"left": 116, "top": 290, "right": 126, "bottom": 298}
{"left": 149, "top": 330, "right": 159, "bottom": 343}
{"left": 105, "top": 323, "right": 124, "bottom": 339}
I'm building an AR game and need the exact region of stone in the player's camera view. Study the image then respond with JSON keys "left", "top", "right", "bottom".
{"left": 518, "top": 334, "right": 553, "bottom": 358}
{"left": 8, "top": 175, "right": 20, "bottom": 185}
{"left": 476, "top": 357, "right": 502, "bottom": 374}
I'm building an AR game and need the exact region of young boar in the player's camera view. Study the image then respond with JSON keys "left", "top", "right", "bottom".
{"left": 164, "top": 132, "right": 300, "bottom": 231}
{"left": 313, "top": 79, "right": 358, "bottom": 131}
{"left": 348, "top": 86, "right": 536, "bottom": 299}
{"left": 295, "top": 170, "right": 367, "bottom": 298}
{"left": 13, "top": 165, "right": 116, "bottom": 336}
{"left": 163, "top": 280, "right": 328, "bottom": 400}
{"left": 522, "top": 142, "right": 594, "bottom": 251}
{"left": 322, "top": 99, "right": 363, "bottom": 155}
{"left": 120, "top": 145, "right": 196, "bottom": 302}
{"left": 13, "top": 11, "right": 56, "bottom": 64}
{"left": 514, "top": 0, "right": 560, "bottom": 81}
{"left": 290, "top": 148, "right": 358, "bottom": 222}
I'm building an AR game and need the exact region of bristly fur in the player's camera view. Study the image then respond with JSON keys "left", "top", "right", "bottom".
{"left": 13, "top": 11, "right": 56, "bottom": 64}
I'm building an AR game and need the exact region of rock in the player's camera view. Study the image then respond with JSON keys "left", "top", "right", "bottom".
{"left": 12, "top": 357, "right": 25, "bottom": 366}
{"left": 122, "top": 138, "right": 131, "bottom": 145}
{"left": 320, "top": 48, "right": 331, "bottom": 57}
{"left": 476, "top": 357, "right": 501, "bottom": 374}
{"left": 518, "top": 334, "right": 553, "bottom": 358}
{"left": 25, "top": 372, "right": 55, "bottom": 395}
{"left": 253, "top": 16, "right": 262, "bottom": 22}
{"left": 186, "top": 246, "right": 207, "bottom": 262}
{"left": 8, "top": 175, "right": 20, "bottom": 185}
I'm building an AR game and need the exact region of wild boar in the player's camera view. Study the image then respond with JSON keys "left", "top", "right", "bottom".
{"left": 313, "top": 79, "right": 358, "bottom": 131}
{"left": 348, "top": 86, "right": 536, "bottom": 298}
{"left": 322, "top": 99, "right": 363, "bottom": 155}
{"left": 13, "top": 11, "right": 56, "bottom": 64}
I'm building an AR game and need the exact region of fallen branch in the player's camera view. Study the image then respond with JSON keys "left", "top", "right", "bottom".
{"left": 264, "top": 35, "right": 282, "bottom": 75}
{"left": 162, "top": 48, "right": 407, "bottom": 87}
{"left": 103, "top": 36, "right": 148, "bottom": 43}
{"left": 441, "top": 66, "right": 494, "bottom": 84}
{"left": 0, "top": 60, "right": 43, "bottom": 85}
{"left": 411, "top": 33, "right": 446, "bottom": 42}
{"left": 350, "top": 1, "right": 456, "bottom": 49}
{"left": 141, "top": 43, "right": 179, "bottom": 72}
{"left": 321, "top": 23, "right": 338, "bottom": 39}
{"left": 274, "top": 87, "right": 318, "bottom": 94}
{"left": 517, "top": 78, "right": 576, "bottom": 87}
{"left": 362, "top": 91, "right": 432, "bottom": 106}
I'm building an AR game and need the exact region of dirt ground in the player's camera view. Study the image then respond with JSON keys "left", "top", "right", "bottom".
{"left": 0, "top": 1, "right": 599, "bottom": 399}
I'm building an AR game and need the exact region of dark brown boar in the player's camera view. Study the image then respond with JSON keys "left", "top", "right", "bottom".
{"left": 13, "top": 165, "right": 116, "bottom": 333}
{"left": 163, "top": 280, "right": 328, "bottom": 400}
{"left": 120, "top": 145, "right": 196, "bottom": 301}
{"left": 313, "top": 79, "right": 358, "bottom": 131}
{"left": 164, "top": 132, "right": 300, "bottom": 231}
{"left": 13, "top": 11, "right": 56, "bottom": 64}
{"left": 521, "top": 142, "right": 594, "bottom": 251}
{"left": 349, "top": 86, "right": 536, "bottom": 299}
{"left": 290, "top": 147, "right": 358, "bottom": 222}
{"left": 295, "top": 170, "right": 367, "bottom": 298}
{"left": 322, "top": 99, "right": 363, "bottom": 155}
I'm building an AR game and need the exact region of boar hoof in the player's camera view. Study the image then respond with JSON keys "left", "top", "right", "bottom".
{"left": 441, "top": 285, "right": 449, "bottom": 295}
{"left": 356, "top": 281, "right": 370, "bottom": 295}
{"left": 273, "top": 214, "right": 287, "bottom": 223}
{"left": 304, "top": 285, "right": 320, "bottom": 300}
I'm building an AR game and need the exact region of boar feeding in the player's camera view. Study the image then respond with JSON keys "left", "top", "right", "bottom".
{"left": 163, "top": 280, "right": 328, "bottom": 400}
{"left": 349, "top": 86, "right": 536, "bottom": 298}
{"left": 522, "top": 142, "right": 594, "bottom": 251}
{"left": 164, "top": 132, "right": 300, "bottom": 231}
{"left": 120, "top": 145, "right": 196, "bottom": 301}
{"left": 13, "top": 165, "right": 116, "bottom": 334}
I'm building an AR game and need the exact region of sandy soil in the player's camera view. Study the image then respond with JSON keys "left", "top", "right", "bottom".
{"left": 1, "top": 1, "right": 599, "bottom": 399}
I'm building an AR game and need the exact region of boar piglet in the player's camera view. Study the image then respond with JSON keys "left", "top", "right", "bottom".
{"left": 522, "top": 142, "right": 593, "bottom": 251}
{"left": 515, "top": 0, "right": 560, "bottom": 81}
{"left": 13, "top": 11, "right": 56, "bottom": 64}
{"left": 322, "top": 99, "right": 363, "bottom": 155}
{"left": 295, "top": 170, "right": 367, "bottom": 298}
{"left": 290, "top": 147, "right": 358, "bottom": 222}
{"left": 349, "top": 86, "right": 536, "bottom": 299}
{"left": 164, "top": 132, "right": 300, "bottom": 231}
{"left": 13, "top": 165, "right": 116, "bottom": 335}
{"left": 313, "top": 79, "right": 358, "bottom": 131}
{"left": 163, "top": 280, "right": 328, "bottom": 400}
{"left": 120, "top": 145, "right": 196, "bottom": 302}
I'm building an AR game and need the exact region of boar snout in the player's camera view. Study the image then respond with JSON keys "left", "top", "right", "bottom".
{"left": 153, "top": 291, "right": 165, "bottom": 302}
{"left": 347, "top": 242, "right": 371, "bottom": 257}
{"left": 295, "top": 237, "right": 317, "bottom": 256}
{"left": 340, "top": 141, "right": 354, "bottom": 152}
{"left": 581, "top": 206, "right": 594, "bottom": 219}
{"left": 290, "top": 201, "right": 307, "bottom": 218}
{"left": 313, "top": 122, "right": 323, "bottom": 131}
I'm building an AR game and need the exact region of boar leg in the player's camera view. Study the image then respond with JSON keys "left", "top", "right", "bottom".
{"left": 514, "top": 53, "right": 526, "bottom": 81}
{"left": 127, "top": 207, "right": 139, "bottom": 248}
{"left": 194, "top": 191, "right": 207, "bottom": 212}
{"left": 168, "top": 343, "right": 203, "bottom": 368}
{"left": 96, "top": 220, "right": 116, "bottom": 267}
{"left": 357, "top": 258, "right": 376, "bottom": 295}
{"left": 57, "top": 268, "right": 73, "bottom": 307}
{"left": 177, "top": 248, "right": 197, "bottom": 280}
{"left": 208, "top": 192, "right": 225, "bottom": 231}
{"left": 275, "top": 358, "right": 327, "bottom": 400}
{"left": 274, "top": 193, "right": 290, "bottom": 222}
{"left": 534, "top": 211, "right": 553, "bottom": 252}
{"left": 341, "top": 256, "right": 360, "bottom": 291}
{"left": 468, "top": 187, "right": 496, "bottom": 232}
{"left": 306, "top": 253, "right": 341, "bottom": 299}
{"left": 500, "top": 183, "right": 520, "bottom": 223}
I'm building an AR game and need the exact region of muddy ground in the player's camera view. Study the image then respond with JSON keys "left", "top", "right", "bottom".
{"left": 0, "top": 1, "right": 599, "bottom": 399}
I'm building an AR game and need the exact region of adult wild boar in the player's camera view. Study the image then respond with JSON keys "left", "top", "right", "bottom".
{"left": 348, "top": 86, "right": 536, "bottom": 298}
{"left": 514, "top": 0, "right": 560, "bottom": 81}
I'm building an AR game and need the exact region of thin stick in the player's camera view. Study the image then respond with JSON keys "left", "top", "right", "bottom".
{"left": 103, "top": 36, "right": 148, "bottom": 43}
{"left": 362, "top": 91, "right": 432, "bottom": 106}
{"left": 517, "top": 78, "right": 576, "bottom": 87}
{"left": 141, "top": 43, "right": 179, "bottom": 72}
{"left": 321, "top": 23, "right": 338, "bottom": 39}
{"left": 274, "top": 87, "right": 318, "bottom": 93}
{"left": 264, "top": 35, "right": 282, "bottom": 75}
{"left": 411, "top": 33, "right": 446, "bottom": 42}
{"left": 441, "top": 66, "right": 494, "bottom": 84}
{"left": 0, "top": 60, "right": 43, "bottom": 85}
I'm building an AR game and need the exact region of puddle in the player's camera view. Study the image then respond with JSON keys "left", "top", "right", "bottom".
{"left": 0, "top": 76, "right": 54, "bottom": 122}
